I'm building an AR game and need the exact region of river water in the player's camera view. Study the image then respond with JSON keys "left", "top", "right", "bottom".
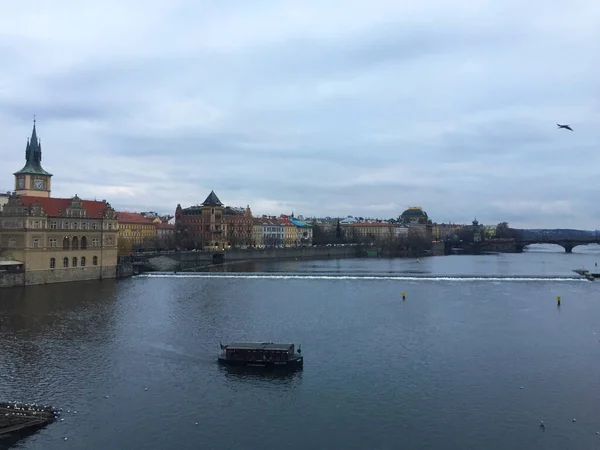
{"left": 2, "top": 245, "right": 600, "bottom": 450}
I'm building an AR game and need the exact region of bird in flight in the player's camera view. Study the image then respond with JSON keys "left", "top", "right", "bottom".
{"left": 557, "top": 123, "right": 573, "bottom": 131}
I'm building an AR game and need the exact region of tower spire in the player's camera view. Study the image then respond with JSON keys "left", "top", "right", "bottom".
{"left": 14, "top": 118, "right": 52, "bottom": 179}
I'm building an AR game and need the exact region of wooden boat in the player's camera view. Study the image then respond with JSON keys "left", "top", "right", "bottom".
{"left": 218, "top": 342, "right": 303, "bottom": 369}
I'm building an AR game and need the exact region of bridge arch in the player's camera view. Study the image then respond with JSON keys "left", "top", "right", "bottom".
{"left": 519, "top": 240, "right": 597, "bottom": 253}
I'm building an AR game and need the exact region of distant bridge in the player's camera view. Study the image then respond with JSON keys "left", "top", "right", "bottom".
{"left": 517, "top": 238, "right": 600, "bottom": 253}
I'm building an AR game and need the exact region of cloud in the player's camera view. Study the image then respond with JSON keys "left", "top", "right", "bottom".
{"left": 1, "top": 0, "right": 600, "bottom": 228}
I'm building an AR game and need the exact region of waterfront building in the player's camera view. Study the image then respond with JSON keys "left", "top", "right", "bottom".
{"left": 289, "top": 217, "right": 313, "bottom": 246}
{"left": 399, "top": 206, "right": 432, "bottom": 238}
{"left": 278, "top": 216, "right": 297, "bottom": 247}
{"left": 116, "top": 212, "right": 157, "bottom": 253}
{"left": 344, "top": 221, "right": 395, "bottom": 243}
{"left": 156, "top": 222, "right": 175, "bottom": 247}
{"left": 175, "top": 191, "right": 253, "bottom": 249}
{"left": 0, "top": 122, "right": 119, "bottom": 286}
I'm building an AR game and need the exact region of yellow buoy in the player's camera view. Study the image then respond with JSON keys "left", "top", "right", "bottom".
{"left": 557, "top": 296, "right": 561, "bottom": 306}
{"left": 402, "top": 292, "right": 406, "bottom": 300}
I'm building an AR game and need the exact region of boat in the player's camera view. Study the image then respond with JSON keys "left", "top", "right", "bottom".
{"left": 218, "top": 342, "right": 303, "bottom": 369}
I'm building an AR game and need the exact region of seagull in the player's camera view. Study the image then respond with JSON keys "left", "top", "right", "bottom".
{"left": 557, "top": 123, "right": 574, "bottom": 131}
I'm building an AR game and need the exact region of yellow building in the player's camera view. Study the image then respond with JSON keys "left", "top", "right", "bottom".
{"left": 345, "top": 222, "right": 396, "bottom": 242}
{"left": 279, "top": 216, "right": 298, "bottom": 247}
{"left": 116, "top": 212, "right": 157, "bottom": 253}
{"left": 252, "top": 219, "right": 264, "bottom": 247}
{"left": 0, "top": 121, "right": 119, "bottom": 286}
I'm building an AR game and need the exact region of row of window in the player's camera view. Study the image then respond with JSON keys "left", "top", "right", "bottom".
{"left": 26, "top": 220, "right": 114, "bottom": 230}
{"left": 32, "top": 236, "right": 103, "bottom": 249}
{"left": 49, "top": 256, "right": 98, "bottom": 269}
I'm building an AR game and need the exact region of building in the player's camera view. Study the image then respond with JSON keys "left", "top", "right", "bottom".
{"left": 175, "top": 190, "right": 253, "bottom": 249}
{"left": 344, "top": 221, "right": 395, "bottom": 243}
{"left": 0, "top": 121, "right": 119, "bottom": 286}
{"left": 278, "top": 216, "right": 297, "bottom": 247}
{"left": 289, "top": 217, "right": 313, "bottom": 246}
{"left": 156, "top": 222, "right": 175, "bottom": 248}
{"left": 399, "top": 206, "right": 432, "bottom": 238}
{"left": 0, "top": 192, "right": 9, "bottom": 211}
{"left": 116, "top": 211, "right": 157, "bottom": 253}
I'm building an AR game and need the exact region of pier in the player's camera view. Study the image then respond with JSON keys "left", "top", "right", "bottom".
{"left": 0, "top": 401, "right": 58, "bottom": 436}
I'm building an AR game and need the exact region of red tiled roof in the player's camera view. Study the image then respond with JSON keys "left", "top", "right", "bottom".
{"left": 18, "top": 196, "right": 110, "bottom": 218}
{"left": 116, "top": 212, "right": 155, "bottom": 224}
{"left": 156, "top": 223, "right": 174, "bottom": 229}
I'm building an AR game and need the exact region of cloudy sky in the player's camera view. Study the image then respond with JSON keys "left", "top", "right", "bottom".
{"left": 1, "top": 1, "right": 599, "bottom": 228}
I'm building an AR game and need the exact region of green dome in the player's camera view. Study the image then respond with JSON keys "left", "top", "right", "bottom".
{"left": 401, "top": 207, "right": 428, "bottom": 218}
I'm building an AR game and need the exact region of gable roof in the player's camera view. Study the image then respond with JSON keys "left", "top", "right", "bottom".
{"left": 18, "top": 196, "right": 109, "bottom": 217}
{"left": 116, "top": 211, "right": 155, "bottom": 224}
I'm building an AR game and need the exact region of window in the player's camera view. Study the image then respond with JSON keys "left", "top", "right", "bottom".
{"left": 50, "top": 221, "right": 57, "bottom": 229}
{"left": 108, "top": 223, "right": 112, "bottom": 230}
{"left": 63, "top": 257, "right": 69, "bottom": 268}
{"left": 49, "top": 238, "right": 57, "bottom": 248}
{"left": 72, "top": 222, "right": 78, "bottom": 229}
{"left": 92, "top": 238, "right": 99, "bottom": 247}
{"left": 50, "top": 258, "right": 56, "bottom": 269}
{"left": 63, "top": 236, "right": 70, "bottom": 250}
{"left": 81, "top": 236, "right": 88, "bottom": 249}
{"left": 92, "top": 256, "right": 98, "bottom": 266}
{"left": 72, "top": 257, "right": 77, "bottom": 267}
{"left": 33, "top": 238, "right": 39, "bottom": 248}
{"left": 81, "top": 256, "right": 86, "bottom": 267}
{"left": 64, "top": 222, "right": 70, "bottom": 229}
{"left": 8, "top": 237, "right": 16, "bottom": 246}
{"left": 34, "top": 221, "right": 39, "bottom": 229}
{"left": 81, "top": 222, "right": 87, "bottom": 230}
{"left": 93, "top": 222, "right": 99, "bottom": 230}
{"left": 72, "top": 236, "right": 79, "bottom": 250}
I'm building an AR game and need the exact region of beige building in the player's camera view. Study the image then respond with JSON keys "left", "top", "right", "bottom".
{"left": 0, "top": 121, "right": 119, "bottom": 286}
{"left": 345, "top": 222, "right": 396, "bottom": 242}
{"left": 0, "top": 194, "right": 119, "bottom": 285}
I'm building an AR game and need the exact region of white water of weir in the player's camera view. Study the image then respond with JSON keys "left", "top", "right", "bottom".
{"left": 138, "top": 273, "right": 588, "bottom": 282}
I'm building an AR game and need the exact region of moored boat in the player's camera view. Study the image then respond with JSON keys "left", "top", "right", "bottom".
{"left": 218, "top": 342, "right": 303, "bottom": 369}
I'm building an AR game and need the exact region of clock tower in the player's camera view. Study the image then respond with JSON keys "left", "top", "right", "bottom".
{"left": 13, "top": 119, "right": 53, "bottom": 197}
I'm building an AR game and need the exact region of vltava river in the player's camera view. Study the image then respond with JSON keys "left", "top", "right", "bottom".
{"left": 2, "top": 245, "right": 600, "bottom": 450}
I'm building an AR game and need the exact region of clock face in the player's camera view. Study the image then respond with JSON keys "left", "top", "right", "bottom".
{"left": 34, "top": 179, "right": 43, "bottom": 189}
{"left": 17, "top": 178, "right": 24, "bottom": 189}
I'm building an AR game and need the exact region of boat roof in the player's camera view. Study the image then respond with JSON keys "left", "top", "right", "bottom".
{"left": 225, "top": 342, "right": 294, "bottom": 350}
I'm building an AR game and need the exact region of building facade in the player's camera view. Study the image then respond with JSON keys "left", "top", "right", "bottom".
{"left": 175, "top": 191, "right": 254, "bottom": 249}
{"left": 116, "top": 211, "right": 157, "bottom": 253}
{"left": 0, "top": 121, "right": 119, "bottom": 286}
{"left": 0, "top": 194, "right": 119, "bottom": 285}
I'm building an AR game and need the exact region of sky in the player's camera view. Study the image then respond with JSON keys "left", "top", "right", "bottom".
{"left": 1, "top": 1, "right": 599, "bottom": 228}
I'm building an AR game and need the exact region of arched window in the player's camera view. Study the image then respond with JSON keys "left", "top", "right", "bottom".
{"left": 72, "top": 257, "right": 77, "bottom": 267}
{"left": 81, "top": 236, "right": 88, "bottom": 249}
{"left": 72, "top": 236, "right": 79, "bottom": 250}
{"left": 63, "top": 257, "right": 69, "bottom": 268}
{"left": 50, "top": 258, "right": 56, "bottom": 269}
{"left": 63, "top": 236, "right": 70, "bottom": 250}
{"left": 93, "top": 256, "right": 98, "bottom": 266}
{"left": 81, "top": 256, "right": 86, "bottom": 267}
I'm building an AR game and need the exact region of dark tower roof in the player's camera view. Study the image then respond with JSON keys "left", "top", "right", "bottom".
{"left": 201, "top": 190, "right": 223, "bottom": 207}
{"left": 13, "top": 119, "right": 53, "bottom": 177}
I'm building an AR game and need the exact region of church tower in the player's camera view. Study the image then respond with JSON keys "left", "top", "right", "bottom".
{"left": 13, "top": 119, "right": 53, "bottom": 197}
